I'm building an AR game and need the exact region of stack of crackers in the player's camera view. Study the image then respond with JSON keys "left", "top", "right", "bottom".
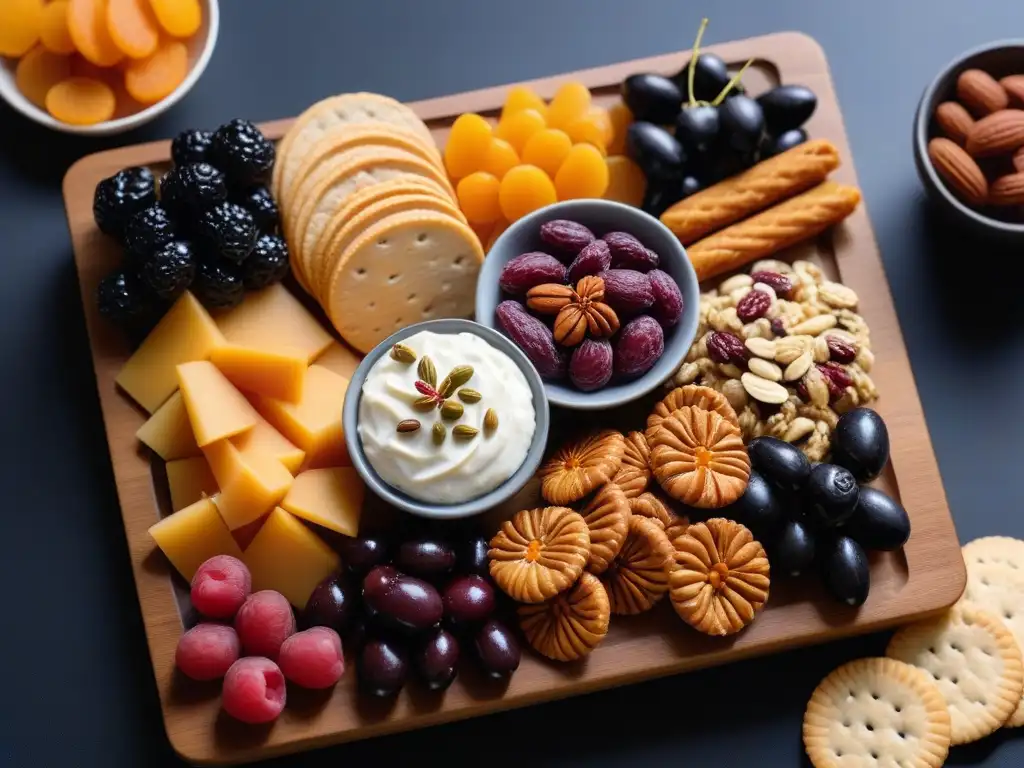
{"left": 273, "top": 93, "right": 484, "bottom": 354}
{"left": 804, "top": 536, "right": 1024, "bottom": 767}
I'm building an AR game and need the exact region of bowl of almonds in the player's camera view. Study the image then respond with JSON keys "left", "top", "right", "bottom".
{"left": 914, "top": 39, "right": 1024, "bottom": 238}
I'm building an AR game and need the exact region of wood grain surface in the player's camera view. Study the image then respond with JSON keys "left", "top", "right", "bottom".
{"left": 62, "top": 32, "right": 965, "bottom": 766}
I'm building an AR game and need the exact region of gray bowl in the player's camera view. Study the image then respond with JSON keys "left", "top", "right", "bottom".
{"left": 475, "top": 200, "right": 700, "bottom": 410}
{"left": 913, "top": 39, "right": 1024, "bottom": 242}
{"left": 342, "top": 319, "right": 549, "bottom": 519}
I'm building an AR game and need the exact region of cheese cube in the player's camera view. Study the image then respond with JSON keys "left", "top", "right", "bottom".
{"left": 116, "top": 291, "right": 226, "bottom": 413}
{"left": 314, "top": 341, "right": 362, "bottom": 380}
{"left": 215, "top": 283, "right": 332, "bottom": 363}
{"left": 203, "top": 439, "right": 293, "bottom": 529}
{"left": 166, "top": 456, "right": 218, "bottom": 512}
{"left": 281, "top": 468, "right": 364, "bottom": 537}
{"left": 135, "top": 391, "right": 201, "bottom": 461}
{"left": 243, "top": 507, "right": 340, "bottom": 609}
{"left": 257, "top": 365, "right": 351, "bottom": 469}
{"left": 210, "top": 344, "right": 307, "bottom": 403}
{"left": 177, "top": 361, "right": 258, "bottom": 447}
{"left": 232, "top": 413, "right": 305, "bottom": 474}
{"left": 148, "top": 497, "right": 243, "bottom": 582}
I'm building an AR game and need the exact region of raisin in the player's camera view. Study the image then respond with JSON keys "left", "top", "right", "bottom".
{"left": 795, "top": 379, "right": 810, "bottom": 403}
{"left": 605, "top": 231, "right": 658, "bottom": 272}
{"left": 770, "top": 318, "right": 787, "bottom": 337}
{"left": 749, "top": 271, "right": 793, "bottom": 297}
{"left": 817, "top": 362, "right": 852, "bottom": 401}
{"left": 614, "top": 316, "right": 664, "bottom": 378}
{"left": 499, "top": 252, "right": 567, "bottom": 295}
{"left": 495, "top": 300, "right": 566, "bottom": 380}
{"left": 736, "top": 288, "right": 772, "bottom": 322}
{"left": 647, "top": 269, "right": 684, "bottom": 328}
{"left": 825, "top": 336, "right": 857, "bottom": 363}
{"left": 707, "top": 331, "right": 747, "bottom": 365}
{"left": 601, "top": 269, "right": 654, "bottom": 315}
{"left": 569, "top": 338, "right": 614, "bottom": 392}
{"left": 567, "top": 239, "right": 611, "bottom": 283}
{"left": 539, "top": 219, "right": 595, "bottom": 258}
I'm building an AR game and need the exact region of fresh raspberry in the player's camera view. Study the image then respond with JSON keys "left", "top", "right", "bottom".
{"left": 234, "top": 591, "right": 296, "bottom": 659}
{"left": 278, "top": 628, "right": 345, "bottom": 689}
{"left": 222, "top": 657, "right": 286, "bottom": 724}
{"left": 175, "top": 623, "right": 240, "bottom": 681}
{"left": 191, "top": 555, "right": 251, "bottom": 619}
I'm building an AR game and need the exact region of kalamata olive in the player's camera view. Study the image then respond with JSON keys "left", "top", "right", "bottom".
{"left": 831, "top": 408, "right": 890, "bottom": 482}
{"left": 762, "top": 128, "right": 807, "bottom": 158}
{"left": 845, "top": 487, "right": 911, "bottom": 552}
{"left": 362, "top": 566, "right": 443, "bottom": 632}
{"left": 672, "top": 53, "right": 740, "bottom": 102}
{"left": 622, "top": 73, "right": 683, "bottom": 124}
{"left": 626, "top": 122, "right": 687, "bottom": 180}
{"left": 747, "top": 436, "right": 811, "bottom": 492}
{"left": 346, "top": 615, "right": 369, "bottom": 651}
{"left": 675, "top": 104, "right": 720, "bottom": 154}
{"left": 772, "top": 519, "right": 817, "bottom": 577}
{"left": 474, "top": 619, "right": 521, "bottom": 678}
{"left": 415, "top": 628, "right": 459, "bottom": 691}
{"left": 757, "top": 84, "right": 817, "bottom": 134}
{"left": 443, "top": 575, "right": 495, "bottom": 625}
{"left": 821, "top": 536, "right": 870, "bottom": 607}
{"left": 337, "top": 537, "right": 389, "bottom": 575}
{"left": 724, "top": 471, "right": 782, "bottom": 537}
{"left": 719, "top": 95, "right": 765, "bottom": 154}
{"left": 803, "top": 463, "right": 860, "bottom": 528}
{"left": 395, "top": 539, "right": 456, "bottom": 578}
{"left": 358, "top": 638, "right": 408, "bottom": 697}
{"left": 302, "top": 572, "right": 356, "bottom": 633}
{"left": 459, "top": 536, "right": 490, "bottom": 575}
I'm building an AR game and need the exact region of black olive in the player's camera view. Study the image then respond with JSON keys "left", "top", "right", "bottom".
{"left": 747, "top": 436, "right": 811, "bottom": 492}
{"left": 724, "top": 471, "right": 783, "bottom": 537}
{"left": 672, "top": 52, "right": 741, "bottom": 102}
{"left": 679, "top": 175, "right": 703, "bottom": 199}
{"left": 821, "top": 536, "right": 870, "bottom": 606}
{"left": 772, "top": 519, "right": 817, "bottom": 577}
{"left": 626, "top": 122, "right": 687, "bottom": 180}
{"left": 641, "top": 176, "right": 684, "bottom": 218}
{"left": 803, "top": 463, "right": 860, "bottom": 528}
{"left": 675, "top": 105, "right": 720, "bottom": 154}
{"left": 761, "top": 128, "right": 808, "bottom": 158}
{"left": 844, "top": 487, "right": 910, "bottom": 551}
{"left": 832, "top": 408, "right": 890, "bottom": 482}
{"left": 621, "top": 73, "right": 683, "bottom": 125}
{"left": 757, "top": 84, "right": 817, "bottom": 134}
{"left": 719, "top": 95, "right": 765, "bottom": 154}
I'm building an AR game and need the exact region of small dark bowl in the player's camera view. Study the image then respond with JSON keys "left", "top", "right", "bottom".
{"left": 913, "top": 39, "right": 1024, "bottom": 242}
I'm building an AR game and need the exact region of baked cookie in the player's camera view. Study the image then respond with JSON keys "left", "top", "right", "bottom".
{"left": 600, "top": 516, "right": 675, "bottom": 615}
{"left": 518, "top": 571, "right": 611, "bottom": 662}
{"left": 628, "top": 491, "right": 689, "bottom": 542}
{"left": 580, "top": 483, "right": 631, "bottom": 576}
{"left": 611, "top": 430, "right": 652, "bottom": 499}
{"left": 648, "top": 385, "right": 739, "bottom": 430}
{"left": 539, "top": 429, "right": 625, "bottom": 505}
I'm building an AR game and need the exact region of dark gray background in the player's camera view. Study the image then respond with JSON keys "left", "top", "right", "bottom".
{"left": 3, "top": 0, "right": 1023, "bottom": 765}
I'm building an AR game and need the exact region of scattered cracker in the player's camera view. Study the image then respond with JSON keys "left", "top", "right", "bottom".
{"left": 962, "top": 536, "right": 1024, "bottom": 575}
{"left": 803, "top": 657, "right": 951, "bottom": 768}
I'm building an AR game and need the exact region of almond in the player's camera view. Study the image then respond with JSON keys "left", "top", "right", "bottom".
{"left": 1014, "top": 146, "right": 1024, "bottom": 173}
{"left": 934, "top": 101, "right": 974, "bottom": 145}
{"left": 989, "top": 172, "right": 1024, "bottom": 206}
{"left": 957, "top": 69, "right": 1009, "bottom": 116}
{"left": 965, "top": 109, "right": 1024, "bottom": 157}
{"left": 928, "top": 137, "right": 988, "bottom": 206}
{"left": 1000, "top": 74, "right": 1024, "bottom": 107}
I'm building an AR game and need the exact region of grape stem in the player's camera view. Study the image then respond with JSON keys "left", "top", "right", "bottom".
{"left": 686, "top": 17, "right": 709, "bottom": 107}
{"left": 711, "top": 58, "right": 755, "bottom": 105}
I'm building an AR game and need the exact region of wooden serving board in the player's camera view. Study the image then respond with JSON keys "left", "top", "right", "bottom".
{"left": 63, "top": 32, "right": 964, "bottom": 766}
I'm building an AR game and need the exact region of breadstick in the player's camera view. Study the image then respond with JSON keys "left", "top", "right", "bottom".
{"left": 661, "top": 139, "right": 841, "bottom": 244}
{"left": 686, "top": 181, "right": 861, "bottom": 282}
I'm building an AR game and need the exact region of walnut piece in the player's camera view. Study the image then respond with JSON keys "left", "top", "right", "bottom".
{"left": 539, "top": 429, "right": 625, "bottom": 505}
{"left": 581, "top": 483, "right": 631, "bottom": 575}
{"left": 519, "top": 571, "right": 611, "bottom": 662}
{"left": 600, "top": 516, "right": 675, "bottom": 615}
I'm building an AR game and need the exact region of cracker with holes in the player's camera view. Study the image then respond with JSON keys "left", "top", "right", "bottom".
{"left": 886, "top": 604, "right": 1024, "bottom": 744}
{"left": 803, "top": 657, "right": 951, "bottom": 768}
{"left": 326, "top": 210, "right": 484, "bottom": 353}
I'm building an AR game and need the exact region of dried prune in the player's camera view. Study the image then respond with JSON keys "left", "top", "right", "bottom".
{"left": 613, "top": 316, "right": 664, "bottom": 378}
{"left": 825, "top": 336, "right": 857, "bottom": 363}
{"left": 569, "top": 338, "right": 614, "bottom": 391}
{"left": 736, "top": 288, "right": 771, "bottom": 322}
{"left": 567, "top": 239, "right": 611, "bottom": 283}
{"left": 499, "top": 252, "right": 567, "bottom": 295}
{"left": 601, "top": 269, "right": 654, "bottom": 314}
{"left": 707, "top": 331, "right": 747, "bottom": 365}
{"left": 749, "top": 271, "right": 793, "bottom": 297}
{"left": 496, "top": 300, "right": 566, "bottom": 380}
{"left": 605, "top": 231, "right": 658, "bottom": 272}
{"left": 647, "top": 269, "right": 684, "bottom": 328}
{"left": 539, "top": 219, "right": 594, "bottom": 259}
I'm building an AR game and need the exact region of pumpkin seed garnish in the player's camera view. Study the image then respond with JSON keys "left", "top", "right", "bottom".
{"left": 432, "top": 422, "right": 446, "bottom": 445}
{"left": 438, "top": 365, "right": 474, "bottom": 398}
{"left": 484, "top": 408, "right": 499, "bottom": 431}
{"left": 396, "top": 419, "right": 421, "bottom": 433}
{"left": 390, "top": 343, "right": 417, "bottom": 364}
{"left": 412, "top": 396, "right": 437, "bottom": 411}
{"left": 457, "top": 387, "right": 482, "bottom": 403}
{"left": 452, "top": 425, "right": 479, "bottom": 439}
{"left": 417, "top": 356, "right": 437, "bottom": 388}
{"left": 441, "top": 399, "right": 464, "bottom": 421}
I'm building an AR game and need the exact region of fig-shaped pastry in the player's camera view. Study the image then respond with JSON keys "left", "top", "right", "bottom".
{"left": 581, "top": 483, "right": 631, "bottom": 575}
{"left": 519, "top": 571, "right": 610, "bottom": 662}
{"left": 600, "top": 516, "right": 675, "bottom": 615}
{"left": 648, "top": 385, "right": 739, "bottom": 430}
{"left": 489, "top": 506, "right": 591, "bottom": 603}
{"left": 647, "top": 405, "right": 751, "bottom": 508}
{"left": 538, "top": 429, "right": 625, "bottom": 505}
{"left": 629, "top": 491, "right": 689, "bottom": 542}
{"left": 669, "top": 518, "right": 770, "bottom": 636}
{"left": 611, "top": 430, "right": 652, "bottom": 499}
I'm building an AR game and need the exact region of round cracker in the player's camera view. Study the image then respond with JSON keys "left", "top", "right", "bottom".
{"left": 962, "top": 536, "right": 1024, "bottom": 575}
{"left": 886, "top": 604, "right": 1024, "bottom": 744}
{"left": 325, "top": 210, "right": 484, "bottom": 353}
{"left": 803, "top": 657, "right": 951, "bottom": 768}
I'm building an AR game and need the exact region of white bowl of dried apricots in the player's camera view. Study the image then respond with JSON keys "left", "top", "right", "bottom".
{"left": 0, "top": 0, "right": 218, "bottom": 136}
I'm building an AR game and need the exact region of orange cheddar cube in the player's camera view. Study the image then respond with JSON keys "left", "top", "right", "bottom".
{"left": 166, "top": 456, "right": 218, "bottom": 512}
{"left": 313, "top": 341, "right": 362, "bottom": 380}
{"left": 209, "top": 343, "right": 306, "bottom": 403}
{"left": 203, "top": 439, "right": 293, "bottom": 529}
{"left": 256, "top": 365, "right": 350, "bottom": 469}
{"left": 281, "top": 468, "right": 364, "bottom": 537}
{"left": 148, "top": 497, "right": 243, "bottom": 582}
{"left": 243, "top": 507, "right": 340, "bottom": 609}
{"left": 116, "top": 291, "right": 226, "bottom": 413}
{"left": 135, "top": 391, "right": 200, "bottom": 461}
{"left": 232, "top": 413, "right": 305, "bottom": 474}
{"left": 177, "top": 361, "right": 258, "bottom": 447}
{"left": 215, "top": 283, "right": 333, "bottom": 363}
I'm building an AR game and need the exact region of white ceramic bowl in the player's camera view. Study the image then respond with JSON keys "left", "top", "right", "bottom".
{"left": 0, "top": 0, "right": 219, "bottom": 136}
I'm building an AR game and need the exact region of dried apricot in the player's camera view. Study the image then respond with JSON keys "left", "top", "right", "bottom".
{"left": 444, "top": 113, "right": 493, "bottom": 180}
{"left": 554, "top": 143, "right": 610, "bottom": 201}
{"left": 456, "top": 171, "right": 502, "bottom": 224}
{"left": 546, "top": 81, "right": 591, "bottom": 131}
{"left": 502, "top": 85, "right": 547, "bottom": 121}
{"left": 124, "top": 39, "right": 187, "bottom": 104}
{"left": 68, "top": 0, "right": 123, "bottom": 66}
{"left": 39, "top": 1, "right": 76, "bottom": 55}
{"left": 46, "top": 76, "right": 116, "bottom": 125}
{"left": 494, "top": 108, "right": 546, "bottom": 155}
{"left": 499, "top": 164, "right": 556, "bottom": 223}
{"left": 0, "top": 0, "right": 44, "bottom": 58}
{"left": 148, "top": 0, "right": 201, "bottom": 38}
{"left": 482, "top": 137, "right": 519, "bottom": 180}
{"left": 607, "top": 102, "right": 634, "bottom": 155}
{"left": 16, "top": 46, "right": 72, "bottom": 108}
{"left": 603, "top": 155, "right": 646, "bottom": 207}
{"left": 566, "top": 107, "right": 613, "bottom": 151}
{"left": 522, "top": 128, "right": 572, "bottom": 178}
{"left": 107, "top": 0, "right": 159, "bottom": 58}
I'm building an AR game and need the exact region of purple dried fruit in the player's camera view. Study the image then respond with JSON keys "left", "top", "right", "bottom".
{"left": 499, "top": 252, "right": 567, "bottom": 295}
{"left": 495, "top": 300, "right": 567, "bottom": 380}
{"left": 614, "top": 316, "right": 664, "bottom": 378}
{"left": 749, "top": 271, "right": 793, "bottom": 297}
{"left": 605, "top": 231, "right": 659, "bottom": 272}
{"left": 567, "top": 239, "right": 611, "bottom": 283}
{"left": 569, "top": 338, "right": 614, "bottom": 392}
{"left": 707, "top": 331, "right": 747, "bottom": 365}
{"left": 539, "top": 219, "right": 595, "bottom": 259}
{"left": 600, "top": 269, "right": 655, "bottom": 315}
{"left": 736, "top": 289, "right": 771, "bottom": 322}
{"left": 647, "top": 269, "right": 684, "bottom": 328}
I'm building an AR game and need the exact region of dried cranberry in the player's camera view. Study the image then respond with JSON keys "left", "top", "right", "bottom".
{"left": 495, "top": 300, "right": 566, "bottom": 380}
{"left": 750, "top": 271, "right": 793, "bottom": 297}
{"left": 539, "top": 219, "right": 595, "bottom": 259}
{"left": 569, "top": 338, "right": 614, "bottom": 391}
{"left": 567, "top": 239, "right": 611, "bottom": 283}
{"left": 604, "top": 231, "right": 658, "bottom": 272}
{"left": 825, "top": 335, "right": 857, "bottom": 363}
{"left": 816, "top": 362, "right": 852, "bottom": 401}
{"left": 614, "top": 316, "right": 664, "bottom": 378}
{"left": 601, "top": 269, "right": 654, "bottom": 314}
{"left": 647, "top": 269, "right": 684, "bottom": 328}
{"left": 499, "top": 252, "right": 567, "bottom": 295}
{"left": 736, "top": 289, "right": 772, "bottom": 322}
{"left": 707, "top": 331, "right": 747, "bottom": 365}
{"left": 770, "top": 318, "right": 787, "bottom": 337}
